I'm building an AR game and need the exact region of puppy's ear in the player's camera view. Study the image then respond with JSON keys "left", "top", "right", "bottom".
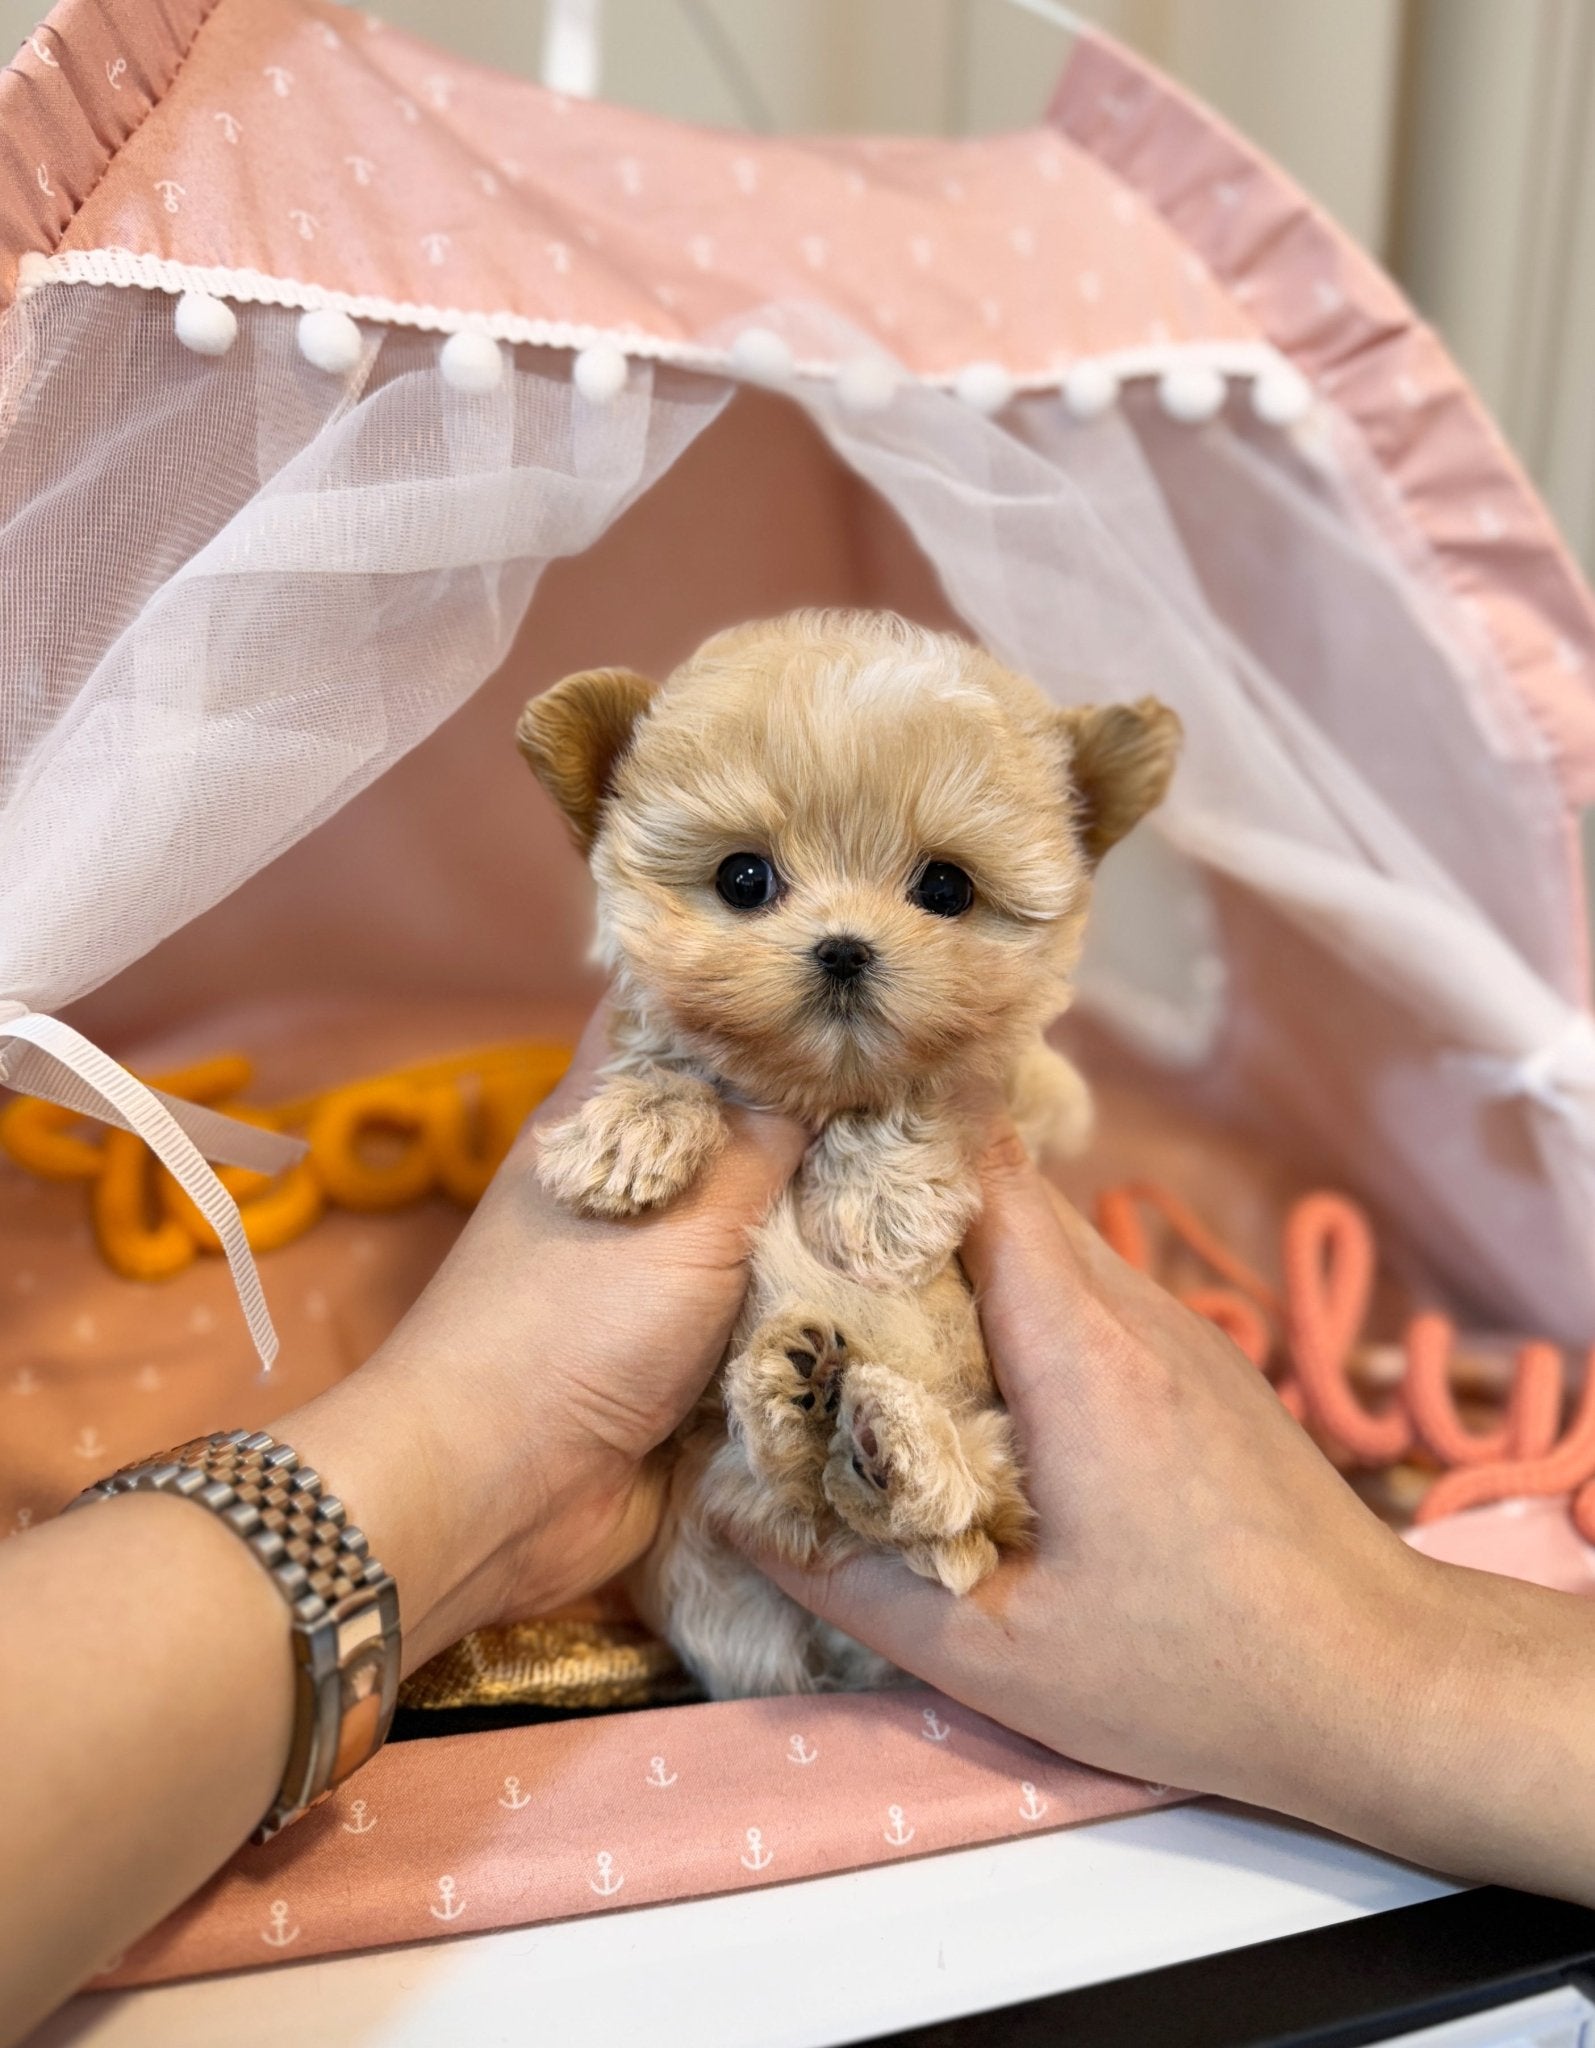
{"left": 1057, "top": 697, "right": 1182, "bottom": 865}
{"left": 516, "top": 668, "right": 655, "bottom": 854}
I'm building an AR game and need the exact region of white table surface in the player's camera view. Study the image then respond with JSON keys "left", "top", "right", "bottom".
{"left": 32, "top": 1801, "right": 1457, "bottom": 2048}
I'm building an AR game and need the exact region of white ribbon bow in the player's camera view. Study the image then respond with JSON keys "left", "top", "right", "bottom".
{"left": 0, "top": 1002, "right": 306, "bottom": 1372}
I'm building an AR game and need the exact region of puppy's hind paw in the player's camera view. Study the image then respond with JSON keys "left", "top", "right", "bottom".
{"left": 535, "top": 1070, "right": 726, "bottom": 1217}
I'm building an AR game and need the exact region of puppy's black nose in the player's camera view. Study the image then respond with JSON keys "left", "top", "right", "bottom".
{"left": 814, "top": 935, "right": 874, "bottom": 982}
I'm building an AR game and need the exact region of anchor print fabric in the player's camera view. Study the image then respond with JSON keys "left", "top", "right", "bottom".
{"left": 95, "top": 1690, "right": 1182, "bottom": 1988}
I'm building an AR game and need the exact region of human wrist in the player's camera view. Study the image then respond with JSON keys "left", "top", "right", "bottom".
{"left": 273, "top": 1354, "right": 536, "bottom": 1676}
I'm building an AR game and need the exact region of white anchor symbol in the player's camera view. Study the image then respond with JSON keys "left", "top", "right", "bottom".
{"left": 289, "top": 210, "right": 319, "bottom": 241}
{"left": 11, "top": 1508, "right": 34, "bottom": 1537}
{"left": 646, "top": 1756, "right": 677, "bottom": 1789}
{"left": 214, "top": 109, "right": 242, "bottom": 143}
{"left": 740, "top": 1827, "right": 773, "bottom": 1872}
{"left": 498, "top": 157, "right": 523, "bottom": 181}
{"left": 921, "top": 1707, "right": 950, "bottom": 1742}
{"left": 36, "top": 164, "right": 52, "bottom": 197}
{"left": 884, "top": 1805, "right": 915, "bottom": 1847}
{"left": 342, "top": 1798, "right": 377, "bottom": 1834}
{"left": 423, "top": 72, "right": 453, "bottom": 110}
{"left": 686, "top": 234, "right": 715, "bottom": 271}
{"left": 28, "top": 31, "right": 59, "bottom": 66}
{"left": 474, "top": 168, "right": 499, "bottom": 196}
{"left": 74, "top": 1426, "right": 106, "bottom": 1461}
{"left": 909, "top": 234, "right": 934, "bottom": 269}
{"left": 546, "top": 240, "right": 571, "bottom": 275}
{"left": 589, "top": 1851, "right": 624, "bottom": 1897}
{"left": 394, "top": 94, "right": 418, "bottom": 123}
{"left": 617, "top": 157, "right": 643, "bottom": 196}
{"left": 429, "top": 1875, "right": 465, "bottom": 1922}
{"left": 12, "top": 1368, "right": 39, "bottom": 1396}
{"left": 800, "top": 235, "right": 828, "bottom": 271}
{"left": 315, "top": 21, "right": 342, "bottom": 47}
{"left": 1144, "top": 1781, "right": 1171, "bottom": 1798}
{"left": 345, "top": 155, "right": 375, "bottom": 186}
{"left": 731, "top": 155, "right": 758, "bottom": 194}
{"left": 787, "top": 1734, "right": 818, "bottom": 1767}
{"left": 106, "top": 56, "right": 127, "bottom": 89}
{"left": 420, "top": 231, "right": 450, "bottom": 266}
{"left": 263, "top": 64, "right": 294, "bottom": 97}
{"left": 154, "top": 180, "right": 185, "bottom": 215}
{"left": 1019, "top": 1781, "right": 1048, "bottom": 1823}
{"left": 261, "top": 1900, "right": 299, "bottom": 1948}
{"left": 499, "top": 1775, "right": 531, "bottom": 1809}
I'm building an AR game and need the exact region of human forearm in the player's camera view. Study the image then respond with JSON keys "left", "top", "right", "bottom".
{"left": 1303, "top": 1553, "right": 1595, "bottom": 1907}
{"left": 0, "top": 1362, "right": 511, "bottom": 2044}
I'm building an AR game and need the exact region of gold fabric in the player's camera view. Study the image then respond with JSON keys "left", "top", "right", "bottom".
{"left": 400, "top": 1615, "right": 693, "bottom": 1713}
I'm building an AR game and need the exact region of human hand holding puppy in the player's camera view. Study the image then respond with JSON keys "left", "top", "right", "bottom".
{"left": 762, "top": 1124, "right": 1595, "bottom": 1909}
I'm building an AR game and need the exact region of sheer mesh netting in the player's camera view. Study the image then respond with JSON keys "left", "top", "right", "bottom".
{"left": 3, "top": 283, "right": 1595, "bottom": 1344}
{"left": 0, "top": 284, "right": 728, "bottom": 1012}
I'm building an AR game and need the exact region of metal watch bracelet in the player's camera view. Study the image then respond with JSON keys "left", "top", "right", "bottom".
{"left": 69, "top": 1427, "right": 401, "bottom": 1842}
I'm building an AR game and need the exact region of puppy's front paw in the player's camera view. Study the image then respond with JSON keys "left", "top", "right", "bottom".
{"left": 800, "top": 1111, "right": 979, "bottom": 1290}
{"left": 536, "top": 1071, "right": 726, "bottom": 1216}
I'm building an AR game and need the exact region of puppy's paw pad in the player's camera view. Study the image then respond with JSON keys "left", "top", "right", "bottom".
{"left": 761, "top": 1316, "right": 849, "bottom": 1415}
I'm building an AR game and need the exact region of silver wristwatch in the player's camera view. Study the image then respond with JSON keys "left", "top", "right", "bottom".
{"left": 71, "top": 1428, "right": 401, "bottom": 1841}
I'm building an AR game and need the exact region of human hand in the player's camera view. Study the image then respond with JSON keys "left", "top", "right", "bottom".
{"left": 280, "top": 1007, "right": 807, "bottom": 1672}
{"left": 752, "top": 1123, "right": 1595, "bottom": 1901}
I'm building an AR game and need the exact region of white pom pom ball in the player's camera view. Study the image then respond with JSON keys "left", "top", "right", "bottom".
{"left": 297, "top": 308, "right": 363, "bottom": 374}
{"left": 729, "top": 326, "right": 794, "bottom": 385}
{"left": 1062, "top": 359, "right": 1119, "bottom": 421}
{"left": 835, "top": 355, "right": 898, "bottom": 414}
{"left": 953, "top": 360, "right": 1014, "bottom": 415}
{"left": 1250, "top": 359, "right": 1313, "bottom": 427}
{"left": 1157, "top": 362, "right": 1227, "bottom": 424}
{"left": 440, "top": 330, "right": 505, "bottom": 393}
{"left": 572, "top": 341, "right": 628, "bottom": 404}
{"left": 174, "top": 291, "right": 238, "bottom": 357}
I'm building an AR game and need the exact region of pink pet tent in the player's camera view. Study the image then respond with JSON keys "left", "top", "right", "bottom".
{"left": 4, "top": 0, "right": 1595, "bottom": 1984}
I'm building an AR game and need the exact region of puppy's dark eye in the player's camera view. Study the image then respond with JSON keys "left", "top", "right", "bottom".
{"left": 716, "top": 852, "right": 780, "bottom": 910}
{"left": 910, "top": 860, "right": 974, "bottom": 918}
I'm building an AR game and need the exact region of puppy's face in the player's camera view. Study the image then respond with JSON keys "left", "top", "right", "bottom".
{"left": 519, "top": 614, "right": 1179, "bottom": 1120}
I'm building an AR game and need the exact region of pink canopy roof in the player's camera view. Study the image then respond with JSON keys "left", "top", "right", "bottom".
{"left": 6, "top": 0, "right": 1594, "bottom": 817}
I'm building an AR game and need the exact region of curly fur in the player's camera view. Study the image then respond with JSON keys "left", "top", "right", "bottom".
{"left": 518, "top": 609, "right": 1179, "bottom": 1698}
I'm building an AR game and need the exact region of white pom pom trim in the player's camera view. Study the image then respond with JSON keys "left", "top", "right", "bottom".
{"left": 1250, "top": 359, "right": 1313, "bottom": 427}
{"left": 572, "top": 341, "right": 629, "bottom": 403}
{"left": 440, "top": 330, "right": 505, "bottom": 393}
{"left": 835, "top": 355, "right": 898, "bottom": 414}
{"left": 297, "top": 308, "right": 363, "bottom": 375}
{"left": 1157, "top": 363, "right": 1227, "bottom": 424}
{"left": 729, "top": 327, "right": 794, "bottom": 385}
{"left": 953, "top": 361, "right": 1014, "bottom": 415}
{"left": 1062, "top": 359, "right": 1119, "bottom": 421}
{"left": 174, "top": 291, "right": 238, "bottom": 357}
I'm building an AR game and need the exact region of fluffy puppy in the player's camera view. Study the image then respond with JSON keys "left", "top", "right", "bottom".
{"left": 518, "top": 610, "right": 1179, "bottom": 1698}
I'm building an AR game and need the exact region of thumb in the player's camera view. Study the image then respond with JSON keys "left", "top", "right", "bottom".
{"left": 754, "top": 1547, "right": 979, "bottom": 1679}
{"left": 961, "top": 1118, "right": 1106, "bottom": 1424}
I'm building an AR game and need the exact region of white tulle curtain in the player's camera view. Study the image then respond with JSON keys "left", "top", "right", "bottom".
{"left": 5, "top": 279, "right": 1595, "bottom": 1347}
{"left": 0, "top": 282, "right": 728, "bottom": 1363}
{"left": 793, "top": 359, "right": 1595, "bottom": 1334}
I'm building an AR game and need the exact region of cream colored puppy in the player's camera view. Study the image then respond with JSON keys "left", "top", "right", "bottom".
{"left": 518, "top": 610, "right": 1179, "bottom": 1698}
